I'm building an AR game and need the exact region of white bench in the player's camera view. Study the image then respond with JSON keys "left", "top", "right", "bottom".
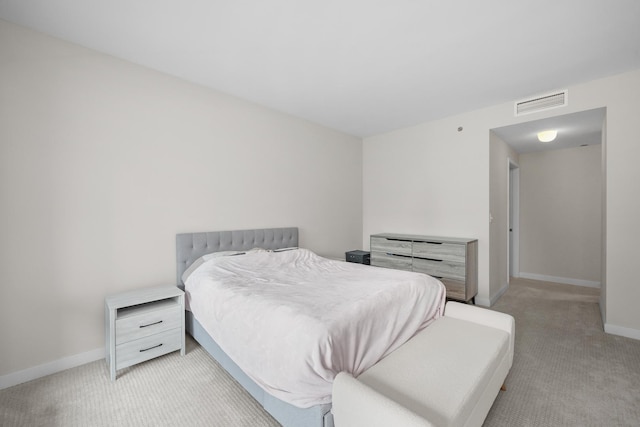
{"left": 332, "top": 302, "right": 515, "bottom": 427}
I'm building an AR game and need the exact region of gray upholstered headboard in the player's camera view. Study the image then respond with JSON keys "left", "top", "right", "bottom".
{"left": 176, "top": 227, "right": 299, "bottom": 287}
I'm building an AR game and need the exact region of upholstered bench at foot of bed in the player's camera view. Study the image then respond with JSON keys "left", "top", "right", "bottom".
{"left": 332, "top": 302, "right": 515, "bottom": 427}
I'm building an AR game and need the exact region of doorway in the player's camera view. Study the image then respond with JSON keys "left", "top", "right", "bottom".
{"left": 491, "top": 107, "right": 605, "bottom": 300}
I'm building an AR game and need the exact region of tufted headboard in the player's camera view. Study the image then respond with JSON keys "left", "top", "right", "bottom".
{"left": 176, "top": 227, "right": 299, "bottom": 287}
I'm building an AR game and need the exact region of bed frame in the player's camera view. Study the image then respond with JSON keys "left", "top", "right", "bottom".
{"left": 176, "top": 227, "right": 334, "bottom": 427}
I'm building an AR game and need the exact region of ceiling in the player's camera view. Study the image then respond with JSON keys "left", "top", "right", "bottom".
{"left": 1, "top": 1, "right": 639, "bottom": 138}
{"left": 492, "top": 108, "right": 605, "bottom": 154}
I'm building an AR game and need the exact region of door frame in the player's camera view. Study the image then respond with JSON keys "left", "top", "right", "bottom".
{"left": 508, "top": 158, "right": 520, "bottom": 280}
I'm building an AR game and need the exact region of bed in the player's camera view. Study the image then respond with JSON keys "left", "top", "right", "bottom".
{"left": 176, "top": 227, "right": 446, "bottom": 427}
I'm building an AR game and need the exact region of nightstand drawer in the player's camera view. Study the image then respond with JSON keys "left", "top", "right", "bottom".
{"left": 116, "top": 301, "right": 182, "bottom": 344}
{"left": 115, "top": 328, "right": 182, "bottom": 370}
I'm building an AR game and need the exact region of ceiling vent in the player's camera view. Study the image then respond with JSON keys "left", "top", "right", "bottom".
{"left": 515, "top": 90, "right": 568, "bottom": 116}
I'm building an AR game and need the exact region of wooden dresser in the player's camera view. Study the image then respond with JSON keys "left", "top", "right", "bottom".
{"left": 370, "top": 233, "right": 478, "bottom": 303}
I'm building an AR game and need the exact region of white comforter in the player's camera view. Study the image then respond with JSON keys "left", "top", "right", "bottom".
{"left": 185, "top": 248, "right": 446, "bottom": 408}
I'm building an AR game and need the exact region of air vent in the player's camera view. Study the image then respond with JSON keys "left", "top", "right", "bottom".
{"left": 515, "top": 90, "right": 568, "bottom": 116}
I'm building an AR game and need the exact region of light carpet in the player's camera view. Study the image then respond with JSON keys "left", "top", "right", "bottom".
{"left": 2, "top": 277, "right": 640, "bottom": 426}
{"left": 484, "top": 278, "right": 640, "bottom": 426}
{"left": 0, "top": 336, "right": 280, "bottom": 427}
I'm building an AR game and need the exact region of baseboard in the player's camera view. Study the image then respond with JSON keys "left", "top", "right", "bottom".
{"left": 491, "top": 282, "right": 510, "bottom": 306}
{"left": 604, "top": 323, "right": 640, "bottom": 341}
{"left": 475, "top": 281, "right": 510, "bottom": 308}
{"left": 0, "top": 347, "right": 105, "bottom": 390}
{"left": 474, "top": 297, "right": 490, "bottom": 307}
{"left": 519, "top": 272, "right": 600, "bottom": 288}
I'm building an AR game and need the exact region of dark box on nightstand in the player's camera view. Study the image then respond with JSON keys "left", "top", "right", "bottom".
{"left": 345, "top": 250, "right": 370, "bottom": 265}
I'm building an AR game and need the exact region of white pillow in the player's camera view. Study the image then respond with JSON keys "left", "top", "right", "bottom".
{"left": 202, "top": 250, "right": 246, "bottom": 260}
{"left": 273, "top": 247, "right": 299, "bottom": 252}
{"left": 181, "top": 250, "right": 246, "bottom": 283}
{"left": 245, "top": 248, "right": 269, "bottom": 253}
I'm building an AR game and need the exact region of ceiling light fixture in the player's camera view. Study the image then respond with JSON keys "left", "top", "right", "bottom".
{"left": 537, "top": 130, "right": 557, "bottom": 143}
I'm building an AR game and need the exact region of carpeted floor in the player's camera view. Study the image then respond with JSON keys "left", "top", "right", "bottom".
{"left": 484, "top": 278, "right": 640, "bottom": 427}
{"left": 0, "top": 336, "right": 280, "bottom": 427}
{"left": 1, "top": 277, "right": 639, "bottom": 426}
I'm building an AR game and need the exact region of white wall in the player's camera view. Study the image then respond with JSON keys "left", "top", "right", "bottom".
{"left": 599, "top": 70, "right": 640, "bottom": 340}
{"left": 363, "top": 69, "right": 640, "bottom": 340}
{"left": 519, "top": 145, "right": 602, "bottom": 286}
{"left": 600, "top": 117, "right": 607, "bottom": 322}
{"left": 0, "top": 20, "right": 362, "bottom": 381}
{"left": 363, "top": 115, "right": 490, "bottom": 303}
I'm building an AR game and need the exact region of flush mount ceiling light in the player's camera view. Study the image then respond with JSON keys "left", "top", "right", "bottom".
{"left": 537, "top": 130, "right": 558, "bottom": 143}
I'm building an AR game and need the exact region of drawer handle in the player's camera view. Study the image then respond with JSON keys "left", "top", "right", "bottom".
{"left": 414, "top": 256, "right": 443, "bottom": 262}
{"left": 386, "top": 253, "right": 412, "bottom": 258}
{"left": 140, "top": 320, "right": 163, "bottom": 328}
{"left": 140, "top": 343, "right": 163, "bottom": 353}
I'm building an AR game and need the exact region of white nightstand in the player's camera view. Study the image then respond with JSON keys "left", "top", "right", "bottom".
{"left": 105, "top": 285, "right": 185, "bottom": 381}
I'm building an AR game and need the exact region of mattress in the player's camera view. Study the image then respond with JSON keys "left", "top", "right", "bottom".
{"left": 184, "top": 248, "right": 446, "bottom": 408}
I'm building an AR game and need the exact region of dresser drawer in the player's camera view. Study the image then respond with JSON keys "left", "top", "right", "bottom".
{"left": 371, "top": 252, "right": 413, "bottom": 271}
{"left": 115, "top": 328, "right": 182, "bottom": 370}
{"left": 412, "top": 241, "right": 466, "bottom": 263}
{"left": 370, "top": 237, "right": 412, "bottom": 256}
{"left": 413, "top": 258, "right": 466, "bottom": 281}
{"left": 116, "top": 301, "right": 182, "bottom": 344}
{"left": 440, "top": 279, "right": 467, "bottom": 301}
